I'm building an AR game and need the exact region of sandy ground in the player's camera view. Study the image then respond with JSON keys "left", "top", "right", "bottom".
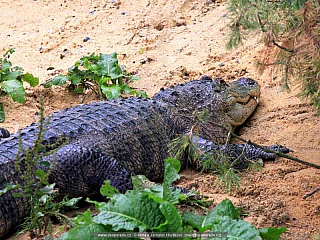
{"left": 1, "top": 0, "right": 319, "bottom": 239}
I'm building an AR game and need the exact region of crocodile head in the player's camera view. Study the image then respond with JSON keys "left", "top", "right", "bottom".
{"left": 152, "top": 76, "right": 260, "bottom": 138}
{"left": 218, "top": 77, "right": 260, "bottom": 129}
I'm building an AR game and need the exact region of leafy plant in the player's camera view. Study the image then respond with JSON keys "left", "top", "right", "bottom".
{"left": 0, "top": 48, "right": 39, "bottom": 122}
{"left": 227, "top": 0, "right": 320, "bottom": 113}
{"left": 0, "top": 99, "right": 80, "bottom": 238}
{"left": 58, "top": 158, "right": 286, "bottom": 240}
{"left": 44, "top": 52, "right": 146, "bottom": 100}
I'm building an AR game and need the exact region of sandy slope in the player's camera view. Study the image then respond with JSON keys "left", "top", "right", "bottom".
{"left": 1, "top": 0, "right": 319, "bottom": 239}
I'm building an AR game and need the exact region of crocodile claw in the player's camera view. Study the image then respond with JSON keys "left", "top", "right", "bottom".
{"left": 261, "top": 144, "right": 293, "bottom": 160}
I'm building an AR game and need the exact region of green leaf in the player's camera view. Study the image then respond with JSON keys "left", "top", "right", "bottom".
{"left": 0, "top": 80, "right": 26, "bottom": 103}
{"left": 39, "top": 183, "right": 56, "bottom": 195}
{"left": 1, "top": 61, "right": 12, "bottom": 71}
{"left": 3, "top": 71, "right": 24, "bottom": 81}
{"left": 208, "top": 216, "right": 261, "bottom": 240}
{"left": 58, "top": 223, "right": 111, "bottom": 240}
{"left": 101, "top": 84, "right": 121, "bottom": 99}
{"left": 35, "top": 168, "right": 46, "bottom": 180}
{"left": 132, "top": 175, "right": 154, "bottom": 192}
{"left": 121, "top": 84, "right": 133, "bottom": 95}
{"left": 133, "top": 158, "right": 182, "bottom": 204}
{"left": 93, "top": 193, "right": 165, "bottom": 231}
{"left": 21, "top": 73, "right": 39, "bottom": 87}
{"left": 3, "top": 48, "right": 15, "bottom": 58}
{"left": 162, "top": 158, "right": 181, "bottom": 203}
{"left": 52, "top": 75, "right": 68, "bottom": 86}
{"left": 259, "top": 227, "right": 287, "bottom": 240}
{"left": 39, "top": 194, "right": 48, "bottom": 204}
{"left": 87, "top": 63, "right": 100, "bottom": 73}
{"left": 99, "top": 52, "right": 124, "bottom": 79}
{"left": 135, "top": 90, "right": 148, "bottom": 98}
{"left": 155, "top": 202, "right": 183, "bottom": 232}
{"left": 182, "top": 212, "right": 210, "bottom": 233}
{"left": 151, "top": 158, "right": 182, "bottom": 204}
{"left": 0, "top": 102, "right": 5, "bottom": 122}
{"left": 0, "top": 183, "right": 18, "bottom": 196}
{"left": 73, "top": 209, "right": 95, "bottom": 226}
{"left": 38, "top": 211, "right": 44, "bottom": 217}
{"left": 69, "top": 75, "right": 82, "bottom": 85}
{"left": 100, "top": 180, "right": 120, "bottom": 198}
{"left": 43, "top": 81, "right": 53, "bottom": 88}
{"left": 86, "top": 198, "right": 107, "bottom": 212}
{"left": 183, "top": 199, "right": 241, "bottom": 233}
{"left": 210, "top": 198, "right": 240, "bottom": 219}
{"left": 163, "top": 158, "right": 181, "bottom": 187}
{"left": 63, "top": 197, "right": 82, "bottom": 208}
{"left": 39, "top": 161, "right": 51, "bottom": 167}
{"left": 83, "top": 209, "right": 93, "bottom": 224}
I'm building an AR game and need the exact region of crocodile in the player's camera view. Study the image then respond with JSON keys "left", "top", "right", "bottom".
{"left": 0, "top": 76, "right": 290, "bottom": 237}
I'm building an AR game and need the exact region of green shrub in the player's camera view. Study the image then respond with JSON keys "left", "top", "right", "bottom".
{"left": 44, "top": 52, "right": 146, "bottom": 100}
{"left": 58, "top": 158, "right": 286, "bottom": 240}
{"left": 0, "top": 48, "right": 39, "bottom": 122}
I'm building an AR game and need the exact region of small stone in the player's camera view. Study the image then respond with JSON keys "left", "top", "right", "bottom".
{"left": 218, "top": 62, "right": 225, "bottom": 67}
{"left": 83, "top": 37, "right": 90, "bottom": 42}
{"left": 121, "top": 12, "right": 126, "bottom": 15}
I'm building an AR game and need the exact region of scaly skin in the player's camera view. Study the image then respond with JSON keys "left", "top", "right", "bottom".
{"left": 0, "top": 76, "right": 289, "bottom": 237}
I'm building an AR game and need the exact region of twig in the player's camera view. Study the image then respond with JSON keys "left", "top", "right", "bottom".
{"left": 272, "top": 39, "right": 294, "bottom": 53}
{"left": 214, "top": 123, "right": 320, "bottom": 169}
{"left": 302, "top": 187, "right": 320, "bottom": 199}
{"left": 229, "top": 131, "right": 320, "bottom": 169}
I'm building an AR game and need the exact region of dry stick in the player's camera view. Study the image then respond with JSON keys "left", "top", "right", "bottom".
{"left": 213, "top": 122, "right": 320, "bottom": 169}
{"left": 302, "top": 187, "right": 320, "bottom": 199}
{"left": 228, "top": 131, "right": 320, "bottom": 169}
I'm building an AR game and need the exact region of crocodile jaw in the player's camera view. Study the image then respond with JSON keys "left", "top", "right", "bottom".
{"left": 227, "top": 96, "right": 259, "bottom": 128}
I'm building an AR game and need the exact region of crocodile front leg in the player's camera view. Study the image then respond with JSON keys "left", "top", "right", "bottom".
{"left": 192, "top": 136, "right": 291, "bottom": 169}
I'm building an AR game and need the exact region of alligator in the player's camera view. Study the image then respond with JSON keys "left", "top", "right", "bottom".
{"left": 0, "top": 76, "right": 290, "bottom": 237}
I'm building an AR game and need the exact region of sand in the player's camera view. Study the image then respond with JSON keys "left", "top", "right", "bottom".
{"left": 1, "top": 0, "right": 319, "bottom": 239}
